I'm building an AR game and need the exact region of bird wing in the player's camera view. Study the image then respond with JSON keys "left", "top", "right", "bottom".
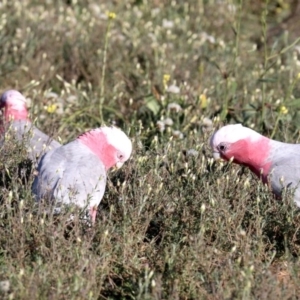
{"left": 9, "top": 120, "right": 61, "bottom": 161}
{"left": 32, "top": 140, "right": 107, "bottom": 210}
{"left": 269, "top": 143, "right": 300, "bottom": 204}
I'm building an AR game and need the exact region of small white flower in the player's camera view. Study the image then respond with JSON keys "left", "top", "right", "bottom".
{"left": 151, "top": 8, "right": 161, "bottom": 17}
{"left": 172, "top": 130, "right": 183, "bottom": 139}
{"left": 294, "top": 45, "right": 300, "bottom": 55}
{"left": 201, "top": 117, "right": 213, "bottom": 132}
{"left": 133, "top": 8, "right": 143, "bottom": 18}
{"left": 39, "top": 113, "right": 46, "bottom": 120}
{"left": 66, "top": 95, "right": 78, "bottom": 103}
{"left": 162, "top": 19, "right": 174, "bottom": 29}
{"left": 167, "top": 103, "right": 182, "bottom": 112}
{"left": 227, "top": 4, "right": 237, "bottom": 13}
{"left": 163, "top": 118, "right": 173, "bottom": 126}
{"left": 186, "top": 149, "right": 199, "bottom": 157}
{"left": 200, "top": 32, "right": 216, "bottom": 44}
{"left": 151, "top": 279, "right": 156, "bottom": 287}
{"left": 89, "top": 3, "right": 101, "bottom": 16}
{"left": 200, "top": 203, "right": 206, "bottom": 213}
{"left": 166, "top": 85, "right": 180, "bottom": 94}
{"left": 219, "top": 40, "right": 225, "bottom": 48}
{"left": 0, "top": 280, "right": 10, "bottom": 292}
{"left": 240, "top": 229, "right": 246, "bottom": 236}
{"left": 202, "top": 117, "right": 213, "bottom": 127}
{"left": 55, "top": 102, "right": 64, "bottom": 115}
{"left": 45, "top": 92, "right": 59, "bottom": 99}
{"left": 156, "top": 121, "right": 165, "bottom": 132}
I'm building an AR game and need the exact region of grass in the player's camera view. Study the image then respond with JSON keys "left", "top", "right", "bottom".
{"left": 1, "top": 0, "right": 300, "bottom": 298}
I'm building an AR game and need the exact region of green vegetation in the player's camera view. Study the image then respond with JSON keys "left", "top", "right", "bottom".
{"left": 1, "top": 0, "right": 300, "bottom": 298}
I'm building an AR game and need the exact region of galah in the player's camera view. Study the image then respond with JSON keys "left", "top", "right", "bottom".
{"left": 32, "top": 126, "right": 132, "bottom": 224}
{"left": 210, "top": 123, "right": 300, "bottom": 207}
{"left": 0, "top": 90, "right": 61, "bottom": 161}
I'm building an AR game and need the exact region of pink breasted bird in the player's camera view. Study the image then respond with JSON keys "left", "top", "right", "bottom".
{"left": 0, "top": 90, "right": 61, "bottom": 161}
{"left": 32, "top": 126, "right": 132, "bottom": 224}
{"left": 210, "top": 124, "right": 300, "bottom": 207}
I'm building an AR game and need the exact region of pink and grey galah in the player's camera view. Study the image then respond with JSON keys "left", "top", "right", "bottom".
{"left": 0, "top": 89, "right": 61, "bottom": 161}
{"left": 32, "top": 126, "right": 132, "bottom": 224}
{"left": 210, "top": 124, "right": 300, "bottom": 206}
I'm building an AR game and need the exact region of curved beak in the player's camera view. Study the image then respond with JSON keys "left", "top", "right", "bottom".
{"left": 213, "top": 152, "right": 221, "bottom": 160}
{"left": 115, "top": 161, "right": 124, "bottom": 169}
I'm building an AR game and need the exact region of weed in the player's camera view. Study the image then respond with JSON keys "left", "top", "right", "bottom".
{"left": 0, "top": 0, "right": 300, "bottom": 299}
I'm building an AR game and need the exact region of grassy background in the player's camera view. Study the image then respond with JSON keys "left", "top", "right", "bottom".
{"left": 1, "top": 0, "right": 300, "bottom": 299}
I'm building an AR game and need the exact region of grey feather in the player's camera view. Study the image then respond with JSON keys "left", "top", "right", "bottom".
{"left": 32, "top": 140, "right": 107, "bottom": 212}
{"left": 268, "top": 141, "right": 300, "bottom": 206}
{"left": 3, "top": 120, "right": 61, "bottom": 161}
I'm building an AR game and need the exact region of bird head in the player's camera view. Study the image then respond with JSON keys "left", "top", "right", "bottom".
{"left": 0, "top": 90, "right": 28, "bottom": 121}
{"left": 100, "top": 126, "right": 132, "bottom": 169}
{"left": 0, "top": 90, "right": 27, "bottom": 109}
{"left": 210, "top": 124, "right": 263, "bottom": 162}
{"left": 79, "top": 126, "right": 132, "bottom": 170}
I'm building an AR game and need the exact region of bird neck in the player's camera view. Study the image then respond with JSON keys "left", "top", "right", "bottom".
{"left": 228, "top": 136, "right": 272, "bottom": 182}
{"left": 78, "top": 130, "right": 117, "bottom": 170}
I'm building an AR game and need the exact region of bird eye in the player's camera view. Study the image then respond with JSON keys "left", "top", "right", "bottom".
{"left": 218, "top": 143, "right": 227, "bottom": 152}
{"left": 117, "top": 153, "right": 124, "bottom": 160}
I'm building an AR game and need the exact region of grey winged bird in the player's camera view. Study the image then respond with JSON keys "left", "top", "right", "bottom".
{"left": 32, "top": 126, "right": 132, "bottom": 224}
{"left": 210, "top": 123, "right": 300, "bottom": 207}
{"left": 0, "top": 89, "right": 61, "bottom": 161}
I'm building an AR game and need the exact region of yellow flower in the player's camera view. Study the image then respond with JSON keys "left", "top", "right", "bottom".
{"left": 279, "top": 105, "right": 288, "bottom": 115}
{"left": 106, "top": 11, "right": 116, "bottom": 19}
{"left": 45, "top": 104, "right": 57, "bottom": 114}
{"left": 199, "top": 94, "right": 207, "bottom": 109}
{"left": 163, "top": 74, "right": 170, "bottom": 89}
